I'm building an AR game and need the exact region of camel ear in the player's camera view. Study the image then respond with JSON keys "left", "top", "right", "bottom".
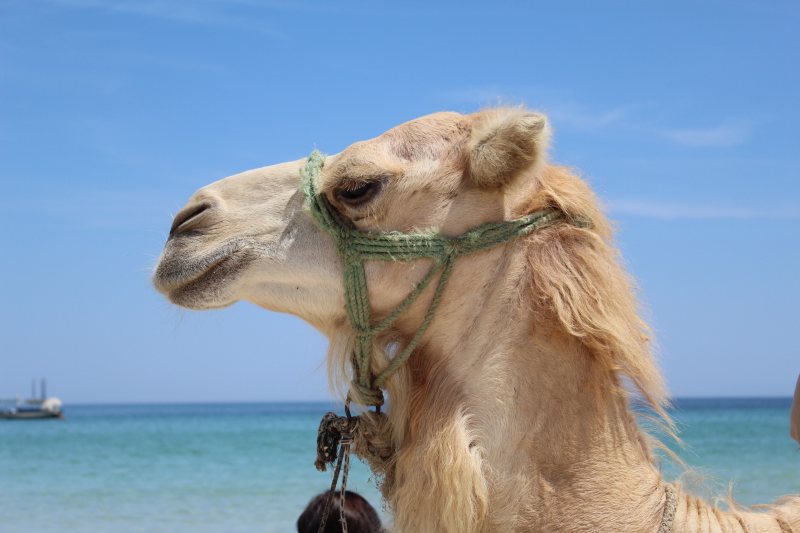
{"left": 467, "top": 109, "right": 550, "bottom": 188}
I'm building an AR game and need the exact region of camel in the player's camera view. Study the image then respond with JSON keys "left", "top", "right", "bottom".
{"left": 153, "top": 108, "right": 800, "bottom": 532}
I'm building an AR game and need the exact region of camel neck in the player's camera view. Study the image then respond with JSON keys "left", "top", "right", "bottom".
{"left": 388, "top": 244, "right": 668, "bottom": 532}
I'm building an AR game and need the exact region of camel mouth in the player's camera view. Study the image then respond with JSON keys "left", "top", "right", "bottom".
{"left": 153, "top": 242, "right": 255, "bottom": 309}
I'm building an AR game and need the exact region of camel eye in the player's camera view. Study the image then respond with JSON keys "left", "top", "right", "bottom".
{"left": 336, "top": 180, "right": 382, "bottom": 206}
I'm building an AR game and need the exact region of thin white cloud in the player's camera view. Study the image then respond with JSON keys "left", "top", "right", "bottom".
{"left": 441, "top": 85, "right": 753, "bottom": 148}
{"left": 608, "top": 199, "right": 800, "bottom": 220}
{"left": 441, "top": 86, "right": 635, "bottom": 133}
{"left": 657, "top": 123, "right": 751, "bottom": 148}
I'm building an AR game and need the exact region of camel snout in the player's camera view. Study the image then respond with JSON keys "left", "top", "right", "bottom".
{"left": 169, "top": 200, "right": 216, "bottom": 238}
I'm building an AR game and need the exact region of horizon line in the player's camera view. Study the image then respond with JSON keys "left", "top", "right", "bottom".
{"left": 55, "top": 395, "right": 794, "bottom": 407}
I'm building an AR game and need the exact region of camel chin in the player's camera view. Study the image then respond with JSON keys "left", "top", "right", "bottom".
{"left": 153, "top": 240, "right": 255, "bottom": 310}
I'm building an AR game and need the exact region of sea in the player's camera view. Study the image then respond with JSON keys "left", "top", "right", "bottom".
{"left": 1, "top": 399, "right": 798, "bottom": 533}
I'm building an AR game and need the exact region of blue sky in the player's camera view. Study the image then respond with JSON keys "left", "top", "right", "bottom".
{"left": 1, "top": 0, "right": 798, "bottom": 402}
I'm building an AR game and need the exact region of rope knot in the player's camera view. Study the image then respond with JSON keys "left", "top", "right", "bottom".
{"left": 443, "top": 239, "right": 463, "bottom": 260}
{"left": 315, "top": 412, "right": 358, "bottom": 472}
{"left": 349, "top": 381, "right": 385, "bottom": 408}
{"left": 339, "top": 238, "right": 356, "bottom": 258}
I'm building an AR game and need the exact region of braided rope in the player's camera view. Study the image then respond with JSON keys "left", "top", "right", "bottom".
{"left": 302, "top": 150, "right": 589, "bottom": 407}
{"left": 317, "top": 442, "right": 346, "bottom": 533}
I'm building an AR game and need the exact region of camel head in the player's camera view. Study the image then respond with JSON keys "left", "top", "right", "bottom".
{"left": 152, "top": 109, "right": 800, "bottom": 533}
{"left": 153, "top": 108, "right": 551, "bottom": 332}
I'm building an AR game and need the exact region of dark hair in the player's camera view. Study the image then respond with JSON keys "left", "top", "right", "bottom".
{"left": 297, "top": 491, "right": 382, "bottom": 533}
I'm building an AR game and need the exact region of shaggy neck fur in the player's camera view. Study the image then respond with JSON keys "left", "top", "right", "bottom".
{"left": 384, "top": 227, "right": 666, "bottom": 532}
{"left": 341, "top": 165, "right": 800, "bottom": 533}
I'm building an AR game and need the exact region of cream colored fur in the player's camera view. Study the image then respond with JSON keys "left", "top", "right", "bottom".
{"left": 153, "top": 108, "right": 800, "bottom": 532}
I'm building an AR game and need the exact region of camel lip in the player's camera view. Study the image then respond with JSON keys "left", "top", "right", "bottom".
{"left": 152, "top": 242, "right": 253, "bottom": 300}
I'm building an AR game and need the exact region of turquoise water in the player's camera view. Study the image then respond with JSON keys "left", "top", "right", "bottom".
{"left": 660, "top": 398, "right": 799, "bottom": 503}
{"left": 1, "top": 399, "right": 797, "bottom": 533}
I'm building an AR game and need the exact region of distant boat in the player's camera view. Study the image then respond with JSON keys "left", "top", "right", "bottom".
{"left": 0, "top": 379, "right": 63, "bottom": 420}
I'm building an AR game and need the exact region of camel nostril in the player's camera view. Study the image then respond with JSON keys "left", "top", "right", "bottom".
{"left": 170, "top": 202, "right": 213, "bottom": 237}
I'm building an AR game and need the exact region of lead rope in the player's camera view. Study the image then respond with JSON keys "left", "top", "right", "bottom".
{"left": 315, "top": 402, "right": 356, "bottom": 533}
{"left": 338, "top": 437, "right": 352, "bottom": 533}
{"left": 316, "top": 445, "right": 345, "bottom": 533}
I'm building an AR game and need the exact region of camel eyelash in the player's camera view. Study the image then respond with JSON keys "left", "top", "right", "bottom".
{"left": 335, "top": 176, "right": 389, "bottom": 206}
{"left": 340, "top": 179, "right": 375, "bottom": 192}
{"left": 339, "top": 174, "right": 388, "bottom": 190}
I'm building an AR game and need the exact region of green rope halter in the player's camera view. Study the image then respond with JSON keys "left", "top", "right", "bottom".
{"left": 301, "top": 150, "right": 588, "bottom": 408}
